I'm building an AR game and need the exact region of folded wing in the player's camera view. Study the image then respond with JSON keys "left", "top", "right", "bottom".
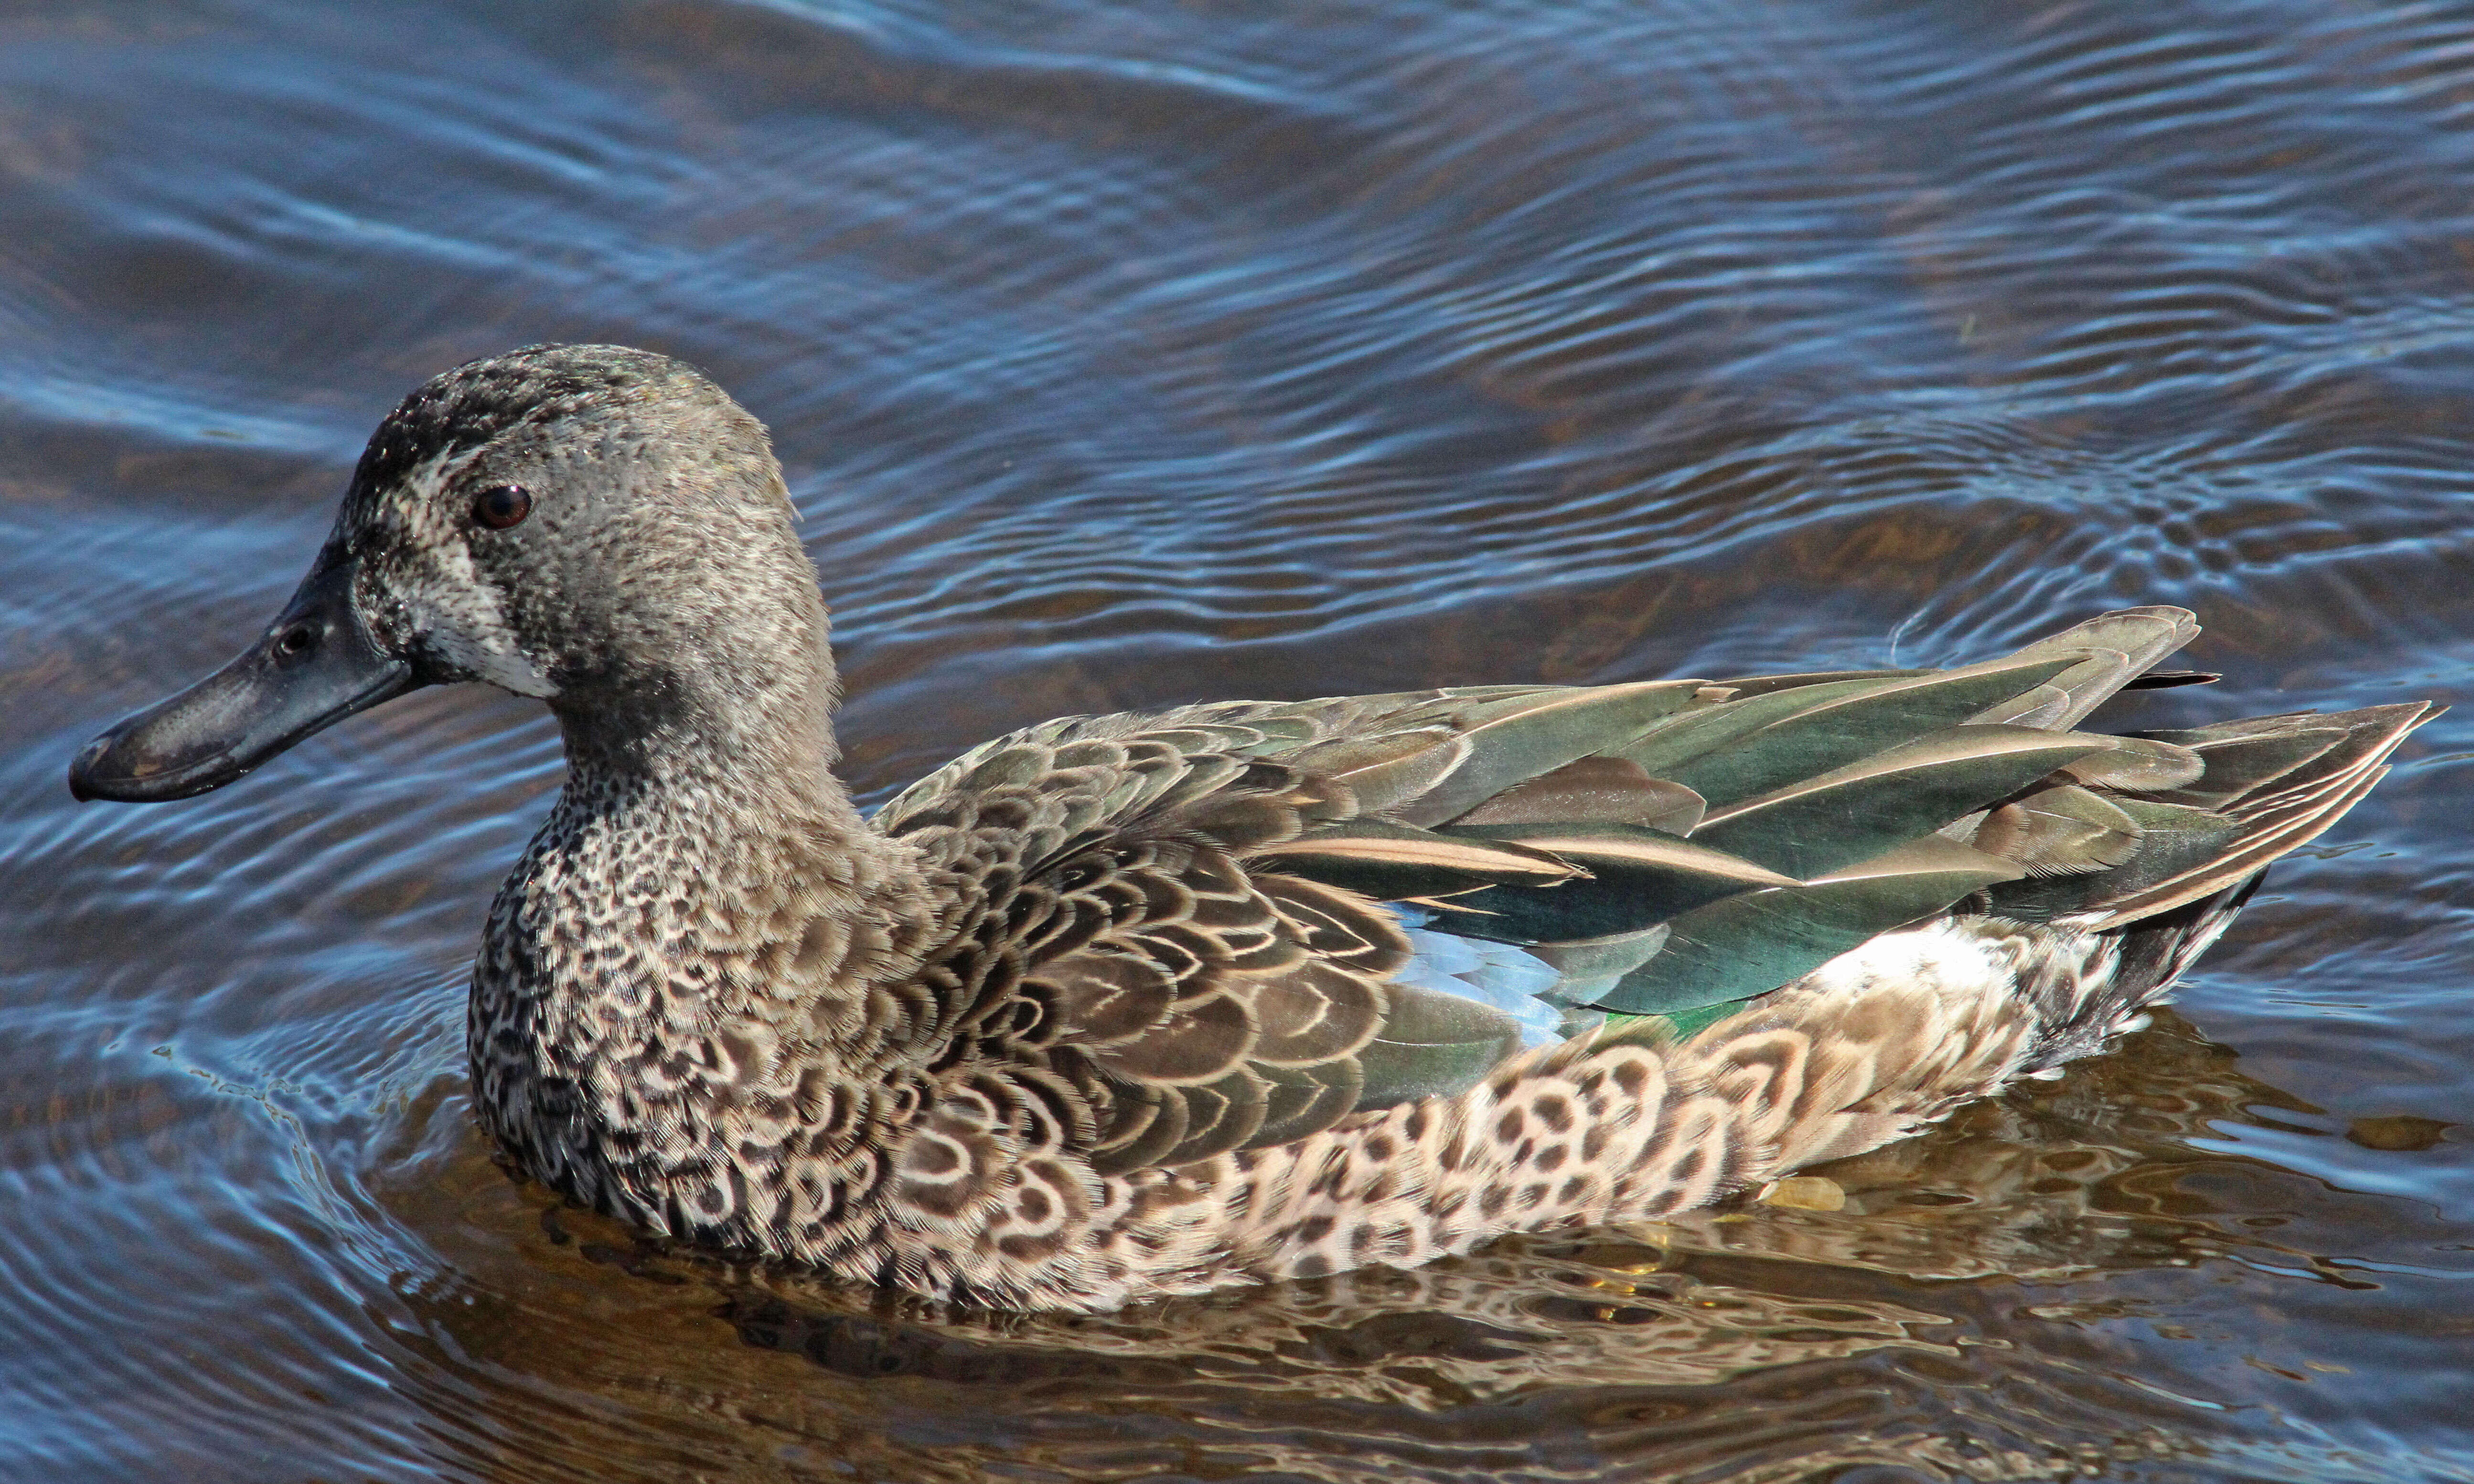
{"left": 878, "top": 607, "right": 2432, "bottom": 1170}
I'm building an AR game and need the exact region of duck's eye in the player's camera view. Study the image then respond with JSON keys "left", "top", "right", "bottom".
{"left": 472, "top": 484, "right": 532, "bottom": 530}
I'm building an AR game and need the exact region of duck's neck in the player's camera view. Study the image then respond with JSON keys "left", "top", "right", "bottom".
{"left": 559, "top": 721, "right": 938, "bottom": 1014}
{"left": 498, "top": 596, "right": 949, "bottom": 1061}
{"left": 468, "top": 674, "right": 947, "bottom": 1230}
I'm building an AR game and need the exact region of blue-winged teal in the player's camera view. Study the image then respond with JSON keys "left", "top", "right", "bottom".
{"left": 72, "top": 345, "right": 2433, "bottom": 1312}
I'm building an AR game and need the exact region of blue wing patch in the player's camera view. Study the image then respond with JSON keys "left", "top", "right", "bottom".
{"left": 1385, "top": 905, "right": 1594, "bottom": 1048}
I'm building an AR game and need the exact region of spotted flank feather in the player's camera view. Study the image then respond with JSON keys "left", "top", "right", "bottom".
{"left": 71, "top": 347, "right": 2439, "bottom": 1313}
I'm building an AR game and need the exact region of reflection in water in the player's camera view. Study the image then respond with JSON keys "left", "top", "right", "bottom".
{"left": 1, "top": 0, "right": 2470, "bottom": 1479}
{"left": 376, "top": 1011, "right": 2454, "bottom": 1484}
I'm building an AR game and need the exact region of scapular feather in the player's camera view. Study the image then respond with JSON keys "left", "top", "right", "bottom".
{"left": 1707, "top": 667, "right": 1928, "bottom": 698}
{"left": 2058, "top": 734, "right": 2205, "bottom": 790}
{"left": 1985, "top": 798, "right": 2241, "bottom": 922}
{"left": 1432, "top": 824, "right": 1798, "bottom": 944}
{"left": 1983, "top": 606, "right": 2199, "bottom": 727}
{"left": 1284, "top": 727, "right": 1471, "bottom": 815}
{"left": 1602, "top": 676, "right": 1890, "bottom": 781}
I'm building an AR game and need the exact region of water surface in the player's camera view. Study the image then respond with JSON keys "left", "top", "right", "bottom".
{"left": 2, "top": 1, "right": 2471, "bottom": 1479}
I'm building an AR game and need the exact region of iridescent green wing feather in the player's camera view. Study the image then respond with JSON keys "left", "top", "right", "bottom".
{"left": 878, "top": 607, "right": 2432, "bottom": 1172}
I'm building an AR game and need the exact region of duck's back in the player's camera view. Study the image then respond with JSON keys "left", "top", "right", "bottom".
{"left": 874, "top": 607, "right": 2431, "bottom": 1189}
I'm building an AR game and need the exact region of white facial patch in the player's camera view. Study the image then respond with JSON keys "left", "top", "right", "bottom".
{"left": 375, "top": 450, "right": 560, "bottom": 698}
{"left": 423, "top": 569, "right": 559, "bottom": 696}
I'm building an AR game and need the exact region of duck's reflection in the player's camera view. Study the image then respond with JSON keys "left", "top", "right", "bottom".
{"left": 392, "top": 1004, "right": 2430, "bottom": 1482}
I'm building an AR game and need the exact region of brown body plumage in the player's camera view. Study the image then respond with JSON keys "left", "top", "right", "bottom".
{"left": 71, "top": 345, "right": 2433, "bottom": 1312}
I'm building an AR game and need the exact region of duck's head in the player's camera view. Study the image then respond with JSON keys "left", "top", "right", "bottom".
{"left": 70, "top": 343, "right": 831, "bottom": 803}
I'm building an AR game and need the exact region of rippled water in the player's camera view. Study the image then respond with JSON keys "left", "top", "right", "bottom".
{"left": 3, "top": 1, "right": 2471, "bottom": 1479}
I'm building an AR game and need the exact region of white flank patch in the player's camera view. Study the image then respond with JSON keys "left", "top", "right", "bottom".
{"left": 1797, "top": 919, "right": 2014, "bottom": 1009}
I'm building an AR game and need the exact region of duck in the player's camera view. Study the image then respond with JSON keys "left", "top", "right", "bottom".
{"left": 69, "top": 344, "right": 2433, "bottom": 1313}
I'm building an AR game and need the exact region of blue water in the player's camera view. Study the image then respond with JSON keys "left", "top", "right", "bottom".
{"left": 2, "top": 1, "right": 2470, "bottom": 1479}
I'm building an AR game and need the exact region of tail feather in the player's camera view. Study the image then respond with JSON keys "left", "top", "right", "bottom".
{"left": 2067, "top": 702, "right": 2432, "bottom": 930}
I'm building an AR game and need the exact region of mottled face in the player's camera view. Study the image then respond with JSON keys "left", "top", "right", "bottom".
{"left": 343, "top": 344, "right": 803, "bottom": 698}
{"left": 71, "top": 343, "right": 821, "bottom": 802}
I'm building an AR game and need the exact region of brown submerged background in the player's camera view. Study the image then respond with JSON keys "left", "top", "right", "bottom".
{"left": 2, "top": 1, "right": 2470, "bottom": 1480}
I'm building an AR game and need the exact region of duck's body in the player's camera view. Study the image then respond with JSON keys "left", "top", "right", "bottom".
{"left": 74, "top": 346, "right": 2431, "bottom": 1312}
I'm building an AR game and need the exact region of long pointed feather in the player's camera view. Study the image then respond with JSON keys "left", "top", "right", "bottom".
{"left": 1709, "top": 667, "right": 1929, "bottom": 697}
{"left": 1979, "top": 605, "right": 2199, "bottom": 728}
{"left": 1449, "top": 757, "right": 1706, "bottom": 832}
{"left": 1692, "top": 726, "right": 2111, "bottom": 878}
{"left": 2059, "top": 735, "right": 2205, "bottom": 790}
{"left": 1389, "top": 681, "right": 1706, "bottom": 825}
{"left": 1436, "top": 824, "right": 1799, "bottom": 944}
{"left": 1593, "top": 837, "right": 2023, "bottom": 1015}
{"left": 1285, "top": 728, "right": 1473, "bottom": 816}
{"left": 1652, "top": 655, "right": 2085, "bottom": 807}
{"left": 1251, "top": 821, "right": 1582, "bottom": 900}
{"left": 1603, "top": 676, "right": 1894, "bottom": 782}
